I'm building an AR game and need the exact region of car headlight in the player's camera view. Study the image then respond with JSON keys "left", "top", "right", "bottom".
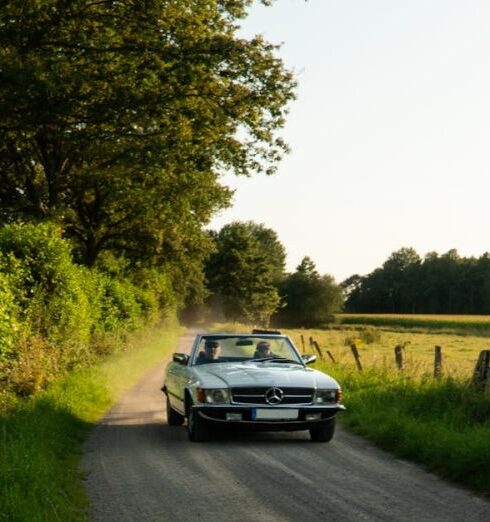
{"left": 197, "top": 388, "right": 230, "bottom": 404}
{"left": 314, "top": 389, "right": 339, "bottom": 404}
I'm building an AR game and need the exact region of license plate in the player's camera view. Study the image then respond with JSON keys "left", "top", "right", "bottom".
{"left": 252, "top": 409, "right": 299, "bottom": 420}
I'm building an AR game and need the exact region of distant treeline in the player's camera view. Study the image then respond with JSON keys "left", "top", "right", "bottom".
{"left": 342, "top": 247, "right": 490, "bottom": 314}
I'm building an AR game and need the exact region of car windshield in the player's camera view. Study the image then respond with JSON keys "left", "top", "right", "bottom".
{"left": 192, "top": 336, "right": 302, "bottom": 366}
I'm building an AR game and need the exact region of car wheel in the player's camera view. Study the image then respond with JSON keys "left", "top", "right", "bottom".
{"left": 187, "top": 406, "right": 209, "bottom": 442}
{"left": 166, "top": 396, "right": 185, "bottom": 426}
{"left": 309, "top": 418, "right": 335, "bottom": 442}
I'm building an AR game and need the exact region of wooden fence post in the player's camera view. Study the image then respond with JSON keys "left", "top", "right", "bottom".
{"left": 394, "top": 344, "right": 404, "bottom": 371}
{"left": 350, "top": 343, "right": 363, "bottom": 371}
{"left": 300, "top": 335, "right": 305, "bottom": 353}
{"left": 434, "top": 345, "right": 442, "bottom": 378}
{"left": 472, "top": 350, "right": 490, "bottom": 392}
{"left": 326, "top": 350, "right": 336, "bottom": 363}
{"left": 313, "top": 341, "right": 323, "bottom": 360}
{"left": 309, "top": 336, "right": 314, "bottom": 349}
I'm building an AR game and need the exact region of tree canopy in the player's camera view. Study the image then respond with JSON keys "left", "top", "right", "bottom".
{"left": 0, "top": 0, "right": 296, "bottom": 303}
{"left": 205, "top": 221, "right": 283, "bottom": 325}
{"left": 274, "top": 257, "right": 343, "bottom": 327}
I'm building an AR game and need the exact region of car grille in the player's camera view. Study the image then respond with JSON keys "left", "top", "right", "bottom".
{"left": 231, "top": 387, "right": 314, "bottom": 405}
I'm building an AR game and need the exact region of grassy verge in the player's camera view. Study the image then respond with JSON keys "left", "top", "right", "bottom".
{"left": 0, "top": 317, "right": 183, "bottom": 521}
{"left": 319, "top": 364, "right": 490, "bottom": 495}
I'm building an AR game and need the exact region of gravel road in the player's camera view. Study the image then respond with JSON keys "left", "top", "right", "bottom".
{"left": 82, "top": 331, "right": 490, "bottom": 521}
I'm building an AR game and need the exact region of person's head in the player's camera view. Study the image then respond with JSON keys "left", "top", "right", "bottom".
{"left": 256, "top": 341, "right": 271, "bottom": 357}
{"left": 204, "top": 340, "right": 221, "bottom": 359}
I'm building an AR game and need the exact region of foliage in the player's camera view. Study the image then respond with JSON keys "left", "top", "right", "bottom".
{"left": 242, "top": 221, "right": 287, "bottom": 283}
{"left": 344, "top": 326, "right": 382, "bottom": 346}
{"left": 0, "top": 267, "right": 22, "bottom": 363}
{"left": 0, "top": 318, "right": 182, "bottom": 521}
{"left": 205, "top": 222, "right": 282, "bottom": 325}
{"left": 274, "top": 257, "right": 343, "bottom": 327}
{"left": 0, "top": 0, "right": 296, "bottom": 280}
{"left": 95, "top": 275, "right": 158, "bottom": 334}
{"left": 0, "top": 223, "right": 93, "bottom": 348}
{"left": 343, "top": 247, "right": 490, "bottom": 314}
{"left": 0, "top": 223, "right": 172, "bottom": 396}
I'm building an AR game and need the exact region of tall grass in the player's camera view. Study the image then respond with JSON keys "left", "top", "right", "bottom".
{"left": 322, "top": 364, "right": 490, "bottom": 494}
{"left": 0, "top": 318, "right": 182, "bottom": 521}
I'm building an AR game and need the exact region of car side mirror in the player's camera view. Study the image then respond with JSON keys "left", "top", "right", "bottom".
{"left": 173, "top": 353, "right": 189, "bottom": 365}
{"left": 302, "top": 354, "right": 316, "bottom": 365}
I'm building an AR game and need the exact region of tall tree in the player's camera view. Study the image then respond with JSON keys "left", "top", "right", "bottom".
{"left": 275, "top": 257, "right": 343, "bottom": 327}
{"left": 381, "top": 247, "right": 421, "bottom": 313}
{"left": 239, "top": 221, "right": 286, "bottom": 283}
{"left": 205, "top": 222, "right": 282, "bottom": 325}
{"left": 0, "top": 0, "right": 296, "bottom": 279}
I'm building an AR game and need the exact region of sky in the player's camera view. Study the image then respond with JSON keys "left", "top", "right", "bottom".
{"left": 208, "top": 0, "right": 490, "bottom": 283}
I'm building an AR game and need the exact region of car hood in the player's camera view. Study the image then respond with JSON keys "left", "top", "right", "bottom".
{"left": 192, "top": 362, "right": 339, "bottom": 389}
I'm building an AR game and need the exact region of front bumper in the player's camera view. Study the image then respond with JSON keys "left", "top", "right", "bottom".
{"left": 193, "top": 404, "right": 346, "bottom": 432}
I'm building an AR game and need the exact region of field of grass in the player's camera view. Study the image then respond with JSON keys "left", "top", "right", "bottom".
{"left": 0, "top": 317, "right": 183, "bottom": 521}
{"left": 285, "top": 326, "right": 487, "bottom": 379}
{"left": 281, "top": 325, "right": 490, "bottom": 495}
{"left": 337, "top": 313, "right": 490, "bottom": 336}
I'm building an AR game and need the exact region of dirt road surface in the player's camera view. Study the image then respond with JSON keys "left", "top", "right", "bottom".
{"left": 82, "top": 331, "right": 490, "bottom": 521}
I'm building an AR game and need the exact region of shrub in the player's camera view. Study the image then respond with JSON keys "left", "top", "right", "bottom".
{"left": 97, "top": 277, "right": 146, "bottom": 332}
{"left": 0, "top": 267, "right": 22, "bottom": 363}
{"left": 344, "top": 326, "right": 382, "bottom": 346}
{"left": 0, "top": 222, "right": 176, "bottom": 397}
{"left": 0, "top": 223, "right": 93, "bottom": 350}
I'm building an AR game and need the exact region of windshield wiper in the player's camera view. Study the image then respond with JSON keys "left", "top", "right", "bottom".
{"left": 248, "top": 357, "right": 301, "bottom": 365}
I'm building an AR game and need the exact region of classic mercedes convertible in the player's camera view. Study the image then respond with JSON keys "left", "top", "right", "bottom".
{"left": 162, "top": 332, "right": 345, "bottom": 442}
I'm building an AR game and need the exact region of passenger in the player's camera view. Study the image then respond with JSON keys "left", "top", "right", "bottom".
{"left": 254, "top": 341, "right": 276, "bottom": 358}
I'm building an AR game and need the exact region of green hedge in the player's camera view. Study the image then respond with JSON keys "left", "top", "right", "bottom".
{"left": 0, "top": 223, "right": 175, "bottom": 398}
{"left": 0, "top": 267, "right": 22, "bottom": 362}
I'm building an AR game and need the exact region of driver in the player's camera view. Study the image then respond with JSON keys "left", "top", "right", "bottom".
{"left": 197, "top": 340, "right": 222, "bottom": 362}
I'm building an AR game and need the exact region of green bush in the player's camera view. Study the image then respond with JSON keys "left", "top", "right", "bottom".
{"left": 0, "top": 222, "right": 176, "bottom": 397}
{"left": 131, "top": 267, "right": 177, "bottom": 313}
{"left": 0, "top": 223, "right": 93, "bottom": 349}
{"left": 344, "top": 326, "right": 382, "bottom": 346}
{"left": 97, "top": 277, "right": 146, "bottom": 332}
{"left": 0, "top": 267, "right": 22, "bottom": 363}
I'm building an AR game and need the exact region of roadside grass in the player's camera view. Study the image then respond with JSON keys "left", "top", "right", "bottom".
{"left": 319, "top": 366, "right": 490, "bottom": 495}
{"left": 0, "top": 317, "right": 183, "bottom": 521}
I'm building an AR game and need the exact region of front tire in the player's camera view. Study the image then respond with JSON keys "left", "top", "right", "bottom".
{"left": 166, "top": 396, "right": 185, "bottom": 426}
{"left": 310, "top": 418, "right": 335, "bottom": 442}
{"left": 187, "top": 407, "right": 209, "bottom": 442}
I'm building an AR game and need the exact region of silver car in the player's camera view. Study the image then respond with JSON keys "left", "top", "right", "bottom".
{"left": 162, "top": 333, "right": 345, "bottom": 442}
